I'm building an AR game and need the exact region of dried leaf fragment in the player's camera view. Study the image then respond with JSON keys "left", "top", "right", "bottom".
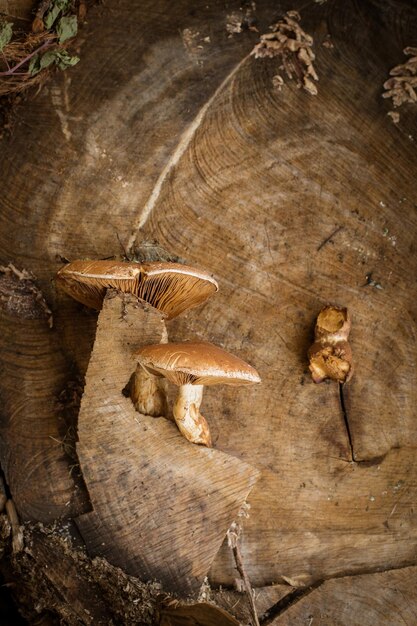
{"left": 56, "top": 15, "right": 78, "bottom": 44}
{"left": 383, "top": 47, "right": 417, "bottom": 119}
{"left": 252, "top": 11, "right": 318, "bottom": 95}
{"left": 29, "top": 49, "right": 80, "bottom": 75}
{"left": 272, "top": 74, "right": 284, "bottom": 90}
{"left": 388, "top": 111, "right": 400, "bottom": 124}
{"left": 0, "top": 22, "right": 13, "bottom": 53}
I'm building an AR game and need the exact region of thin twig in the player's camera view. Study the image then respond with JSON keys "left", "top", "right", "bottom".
{"left": 0, "top": 38, "right": 53, "bottom": 76}
{"left": 1, "top": 51, "right": 11, "bottom": 71}
{"left": 227, "top": 521, "right": 260, "bottom": 626}
{"left": 317, "top": 225, "right": 343, "bottom": 251}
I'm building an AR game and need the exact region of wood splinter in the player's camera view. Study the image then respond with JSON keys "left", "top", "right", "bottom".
{"left": 227, "top": 504, "right": 260, "bottom": 626}
{"left": 5, "top": 499, "right": 24, "bottom": 553}
{"left": 308, "top": 305, "right": 353, "bottom": 384}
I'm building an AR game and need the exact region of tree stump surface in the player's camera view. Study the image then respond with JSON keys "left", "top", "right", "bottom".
{"left": 0, "top": 0, "right": 416, "bottom": 621}
{"left": 76, "top": 291, "right": 258, "bottom": 594}
{"left": 267, "top": 566, "right": 417, "bottom": 625}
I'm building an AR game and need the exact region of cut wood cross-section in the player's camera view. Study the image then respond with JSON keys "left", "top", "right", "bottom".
{"left": 0, "top": 0, "right": 416, "bottom": 622}
{"left": 75, "top": 291, "right": 259, "bottom": 593}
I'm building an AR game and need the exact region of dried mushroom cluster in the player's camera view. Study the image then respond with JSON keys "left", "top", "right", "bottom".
{"left": 57, "top": 259, "right": 261, "bottom": 447}
{"left": 383, "top": 47, "right": 417, "bottom": 122}
{"left": 252, "top": 11, "right": 318, "bottom": 96}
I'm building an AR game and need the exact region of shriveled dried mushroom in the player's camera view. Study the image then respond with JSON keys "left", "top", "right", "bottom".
{"left": 308, "top": 305, "right": 353, "bottom": 384}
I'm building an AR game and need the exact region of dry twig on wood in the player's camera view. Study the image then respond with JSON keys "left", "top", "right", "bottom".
{"left": 227, "top": 504, "right": 260, "bottom": 626}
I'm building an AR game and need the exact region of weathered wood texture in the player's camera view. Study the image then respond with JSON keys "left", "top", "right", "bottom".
{"left": 5, "top": 523, "right": 163, "bottom": 626}
{"left": 159, "top": 602, "right": 240, "bottom": 626}
{"left": 0, "top": 0, "right": 416, "bottom": 610}
{"left": 0, "top": 0, "right": 34, "bottom": 20}
{"left": 211, "top": 584, "right": 291, "bottom": 624}
{"left": 75, "top": 292, "right": 259, "bottom": 594}
{"left": 0, "top": 267, "right": 89, "bottom": 521}
{"left": 267, "top": 566, "right": 417, "bottom": 625}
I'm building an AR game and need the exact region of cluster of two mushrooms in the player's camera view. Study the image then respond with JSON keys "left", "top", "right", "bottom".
{"left": 56, "top": 260, "right": 261, "bottom": 447}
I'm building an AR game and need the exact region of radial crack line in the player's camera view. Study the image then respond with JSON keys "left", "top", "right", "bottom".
{"left": 260, "top": 581, "right": 323, "bottom": 624}
{"left": 126, "top": 54, "right": 251, "bottom": 251}
{"left": 339, "top": 382, "right": 355, "bottom": 462}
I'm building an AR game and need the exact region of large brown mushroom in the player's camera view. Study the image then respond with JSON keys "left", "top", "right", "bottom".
{"left": 135, "top": 341, "right": 261, "bottom": 447}
{"left": 55, "top": 260, "right": 218, "bottom": 319}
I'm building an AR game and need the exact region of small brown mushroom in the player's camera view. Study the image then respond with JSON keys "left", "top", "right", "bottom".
{"left": 135, "top": 341, "right": 261, "bottom": 447}
{"left": 56, "top": 260, "right": 218, "bottom": 319}
{"left": 308, "top": 305, "right": 353, "bottom": 384}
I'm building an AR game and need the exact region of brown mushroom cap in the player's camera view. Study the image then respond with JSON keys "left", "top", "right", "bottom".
{"left": 55, "top": 260, "right": 218, "bottom": 319}
{"left": 135, "top": 341, "right": 261, "bottom": 386}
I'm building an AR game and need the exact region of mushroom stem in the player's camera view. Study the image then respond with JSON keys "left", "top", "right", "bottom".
{"left": 173, "top": 384, "right": 212, "bottom": 447}
{"left": 131, "top": 366, "right": 167, "bottom": 417}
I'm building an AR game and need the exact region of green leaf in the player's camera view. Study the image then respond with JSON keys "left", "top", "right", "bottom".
{"left": 39, "top": 50, "right": 60, "bottom": 70}
{"left": 28, "top": 51, "right": 56, "bottom": 75}
{"left": 28, "top": 54, "right": 41, "bottom": 75}
{"left": 56, "top": 15, "right": 78, "bottom": 44}
{"left": 44, "top": 0, "right": 71, "bottom": 29}
{"left": 0, "top": 22, "right": 13, "bottom": 52}
{"left": 44, "top": 6, "right": 61, "bottom": 29}
{"left": 28, "top": 49, "right": 80, "bottom": 76}
{"left": 55, "top": 50, "right": 80, "bottom": 70}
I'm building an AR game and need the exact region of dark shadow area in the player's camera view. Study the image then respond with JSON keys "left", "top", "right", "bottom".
{"left": 0, "top": 575, "right": 28, "bottom": 626}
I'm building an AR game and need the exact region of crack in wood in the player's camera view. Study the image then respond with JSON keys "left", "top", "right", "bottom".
{"left": 316, "top": 226, "right": 344, "bottom": 252}
{"left": 126, "top": 53, "right": 251, "bottom": 251}
{"left": 338, "top": 385, "right": 390, "bottom": 466}
{"left": 339, "top": 383, "right": 355, "bottom": 462}
{"left": 259, "top": 581, "right": 323, "bottom": 624}
{"left": 258, "top": 560, "right": 417, "bottom": 624}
